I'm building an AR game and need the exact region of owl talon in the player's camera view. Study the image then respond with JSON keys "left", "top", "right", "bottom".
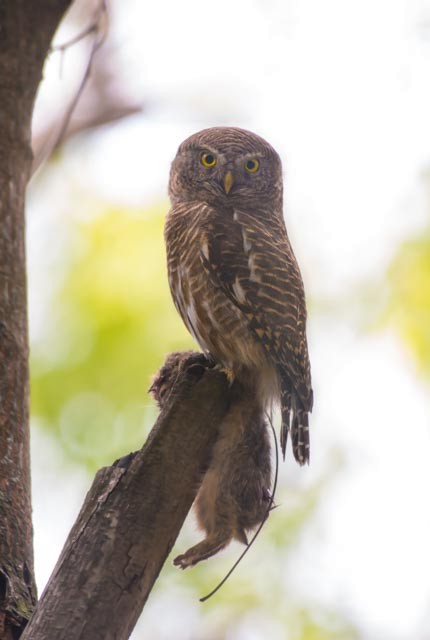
{"left": 203, "top": 353, "right": 217, "bottom": 369}
{"left": 215, "top": 365, "right": 235, "bottom": 386}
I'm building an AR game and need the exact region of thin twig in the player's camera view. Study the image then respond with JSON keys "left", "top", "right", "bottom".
{"left": 32, "top": 1, "right": 109, "bottom": 175}
{"left": 53, "top": 1, "right": 109, "bottom": 149}
{"left": 51, "top": 22, "right": 99, "bottom": 53}
{"left": 199, "top": 412, "right": 279, "bottom": 602}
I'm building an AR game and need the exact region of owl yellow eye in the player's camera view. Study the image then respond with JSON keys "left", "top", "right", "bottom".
{"left": 200, "top": 152, "right": 217, "bottom": 168}
{"left": 245, "top": 158, "right": 260, "bottom": 173}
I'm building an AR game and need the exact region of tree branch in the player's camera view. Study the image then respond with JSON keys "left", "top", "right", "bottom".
{"left": 21, "top": 354, "right": 231, "bottom": 640}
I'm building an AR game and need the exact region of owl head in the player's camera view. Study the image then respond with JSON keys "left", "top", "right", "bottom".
{"left": 168, "top": 127, "right": 283, "bottom": 206}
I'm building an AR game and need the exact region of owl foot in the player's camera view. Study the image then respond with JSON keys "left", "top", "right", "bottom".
{"left": 214, "top": 365, "right": 235, "bottom": 386}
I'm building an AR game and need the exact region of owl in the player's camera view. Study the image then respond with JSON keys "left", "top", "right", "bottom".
{"left": 165, "top": 127, "right": 313, "bottom": 567}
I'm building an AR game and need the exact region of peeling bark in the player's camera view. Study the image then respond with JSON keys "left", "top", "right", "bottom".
{"left": 22, "top": 358, "right": 230, "bottom": 640}
{"left": 0, "top": 2, "right": 72, "bottom": 637}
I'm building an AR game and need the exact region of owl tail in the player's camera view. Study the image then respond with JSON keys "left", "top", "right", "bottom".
{"left": 280, "top": 385, "right": 310, "bottom": 466}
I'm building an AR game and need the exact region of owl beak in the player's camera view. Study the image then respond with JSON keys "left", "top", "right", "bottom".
{"left": 223, "top": 171, "right": 234, "bottom": 195}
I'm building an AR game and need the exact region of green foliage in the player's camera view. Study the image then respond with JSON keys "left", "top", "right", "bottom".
{"left": 293, "top": 610, "right": 358, "bottom": 640}
{"left": 383, "top": 226, "right": 430, "bottom": 373}
{"left": 31, "top": 204, "right": 193, "bottom": 467}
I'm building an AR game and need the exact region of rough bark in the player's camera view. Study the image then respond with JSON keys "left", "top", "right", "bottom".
{"left": 21, "top": 358, "right": 231, "bottom": 640}
{"left": 0, "top": 2, "right": 72, "bottom": 637}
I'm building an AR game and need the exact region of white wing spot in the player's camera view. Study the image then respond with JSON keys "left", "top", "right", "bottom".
{"left": 177, "top": 265, "right": 184, "bottom": 290}
{"left": 232, "top": 276, "right": 247, "bottom": 304}
{"left": 202, "top": 299, "right": 223, "bottom": 330}
{"left": 185, "top": 300, "right": 209, "bottom": 350}
{"left": 248, "top": 252, "right": 262, "bottom": 283}
{"left": 242, "top": 228, "right": 252, "bottom": 254}
{"left": 186, "top": 301, "right": 199, "bottom": 329}
{"left": 201, "top": 239, "right": 209, "bottom": 261}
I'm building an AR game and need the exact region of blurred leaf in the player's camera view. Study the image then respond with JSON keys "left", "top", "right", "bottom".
{"left": 295, "top": 609, "right": 359, "bottom": 640}
{"left": 383, "top": 226, "right": 430, "bottom": 374}
{"left": 31, "top": 203, "right": 193, "bottom": 468}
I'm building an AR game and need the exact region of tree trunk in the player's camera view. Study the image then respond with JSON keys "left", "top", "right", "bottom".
{"left": 21, "top": 358, "right": 230, "bottom": 640}
{"left": 0, "top": 2, "right": 72, "bottom": 637}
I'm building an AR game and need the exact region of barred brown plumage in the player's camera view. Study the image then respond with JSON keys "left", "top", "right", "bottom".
{"left": 165, "top": 127, "right": 313, "bottom": 567}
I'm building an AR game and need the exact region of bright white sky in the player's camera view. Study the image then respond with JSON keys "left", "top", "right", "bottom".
{"left": 30, "top": 1, "right": 430, "bottom": 638}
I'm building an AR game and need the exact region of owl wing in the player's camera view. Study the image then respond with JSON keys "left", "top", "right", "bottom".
{"left": 200, "top": 207, "right": 312, "bottom": 463}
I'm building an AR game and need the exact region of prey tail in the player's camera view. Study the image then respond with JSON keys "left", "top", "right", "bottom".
{"left": 280, "top": 379, "right": 310, "bottom": 465}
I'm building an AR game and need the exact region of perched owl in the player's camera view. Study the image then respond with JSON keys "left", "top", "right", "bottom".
{"left": 165, "top": 127, "right": 313, "bottom": 567}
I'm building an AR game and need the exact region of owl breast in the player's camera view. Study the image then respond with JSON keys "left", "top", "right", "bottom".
{"left": 170, "top": 254, "right": 265, "bottom": 372}
{"left": 165, "top": 203, "right": 276, "bottom": 398}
